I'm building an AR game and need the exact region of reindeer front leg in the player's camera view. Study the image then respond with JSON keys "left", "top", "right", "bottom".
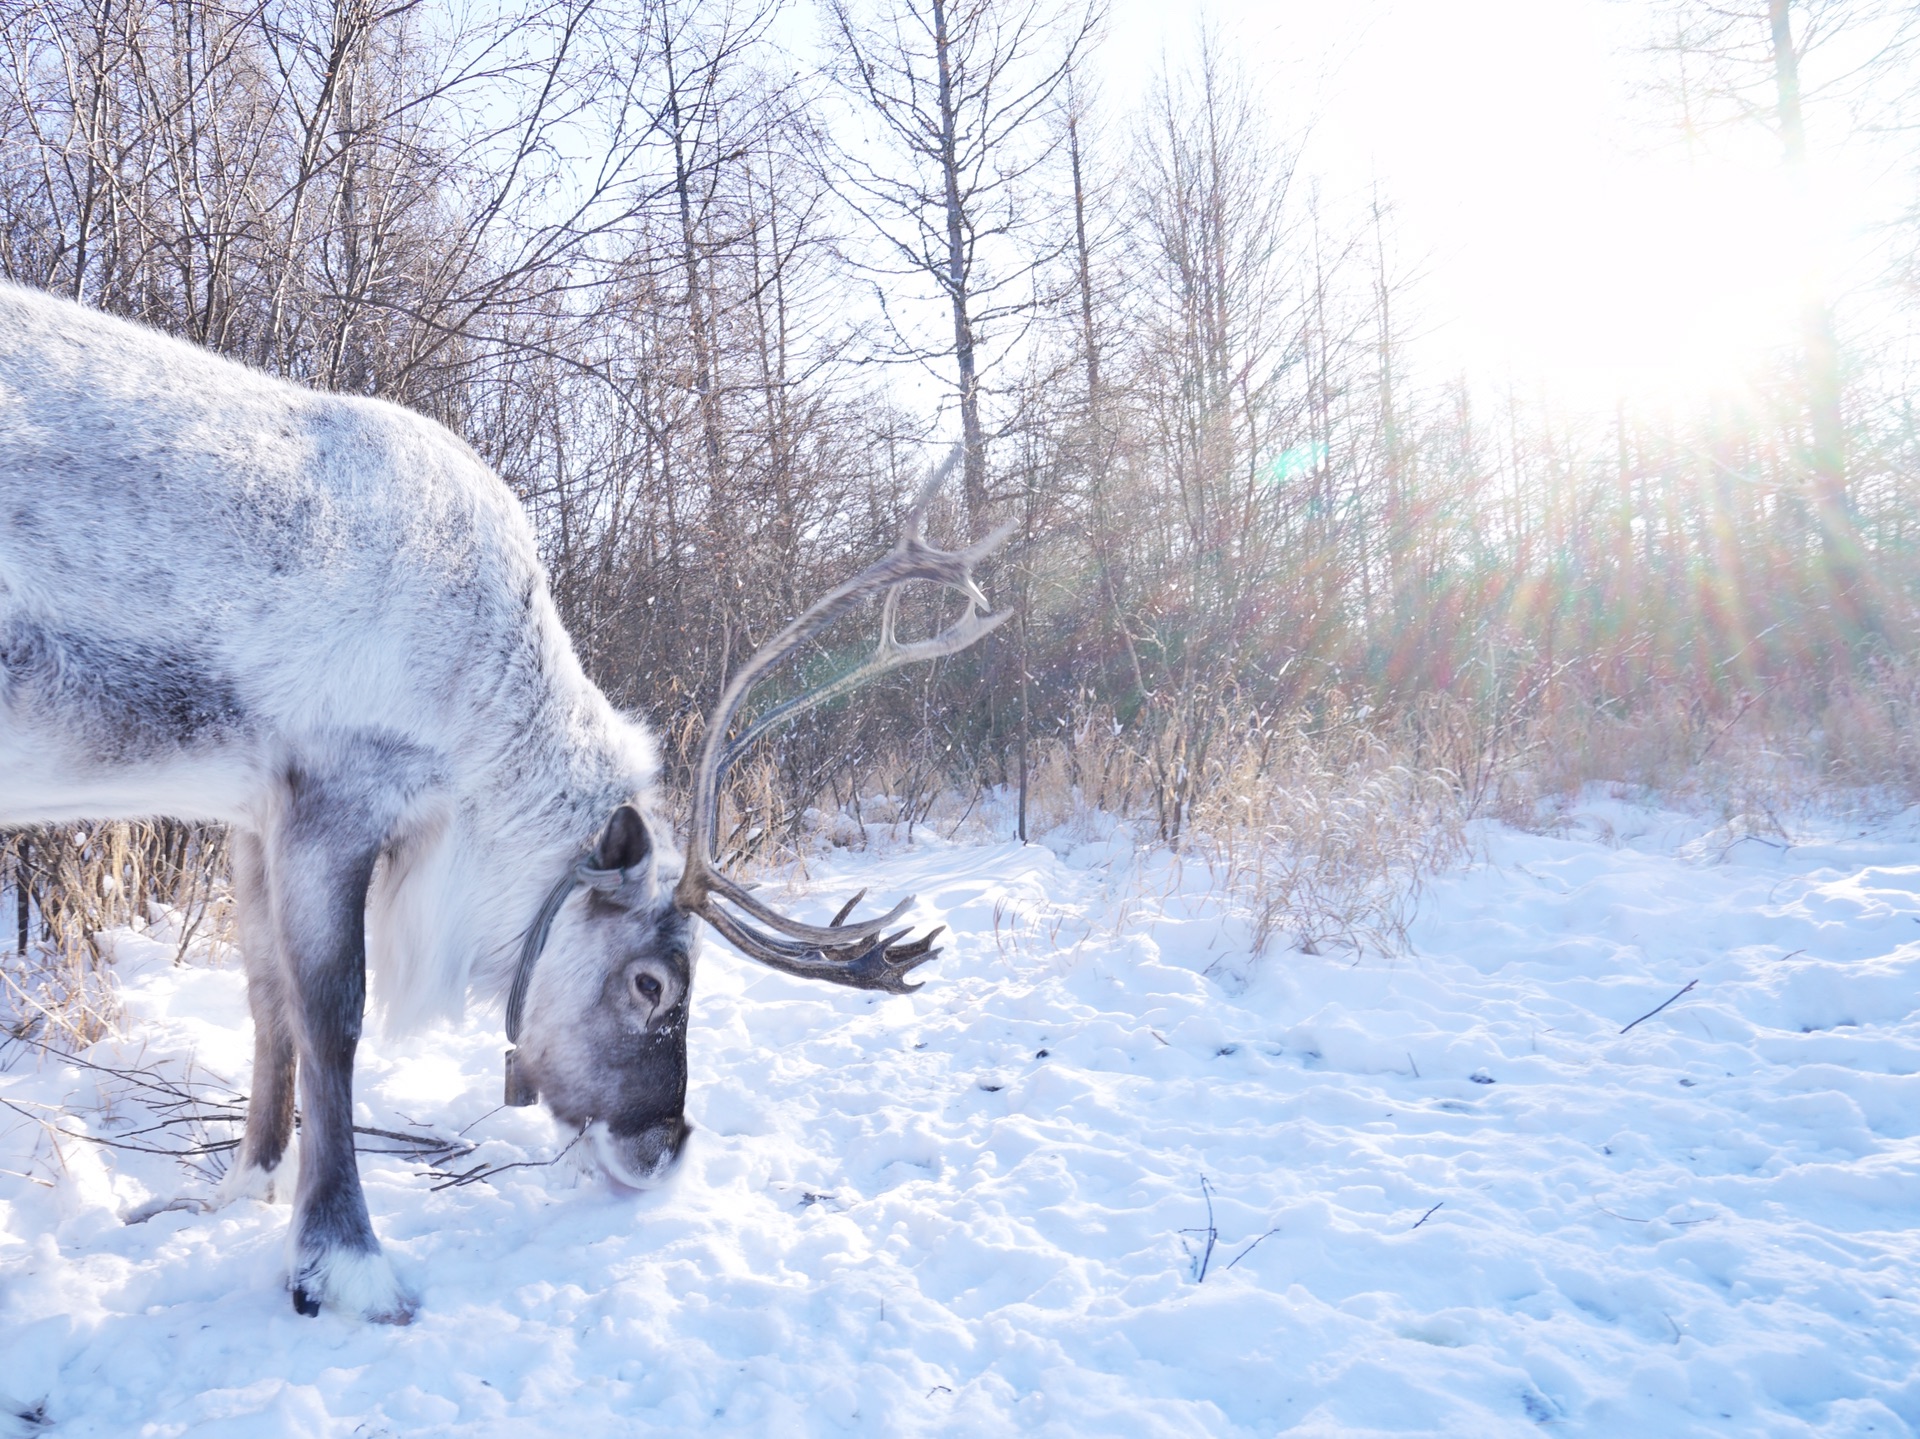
{"left": 269, "top": 764, "right": 417, "bottom": 1324}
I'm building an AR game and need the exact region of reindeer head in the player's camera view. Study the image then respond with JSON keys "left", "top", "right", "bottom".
{"left": 503, "top": 450, "right": 1011, "bottom": 1188}
{"left": 504, "top": 803, "right": 693, "bottom": 1188}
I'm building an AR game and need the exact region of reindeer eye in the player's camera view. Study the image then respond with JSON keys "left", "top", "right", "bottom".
{"left": 634, "top": 972, "right": 662, "bottom": 1003}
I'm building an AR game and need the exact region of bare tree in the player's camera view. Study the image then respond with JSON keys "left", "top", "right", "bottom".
{"left": 824, "top": 0, "right": 1098, "bottom": 532}
{"left": 1104, "top": 35, "right": 1309, "bottom": 836}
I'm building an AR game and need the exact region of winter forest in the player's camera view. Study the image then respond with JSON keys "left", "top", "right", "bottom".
{"left": 6, "top": 0, "right": 1920, "bottom": 1433}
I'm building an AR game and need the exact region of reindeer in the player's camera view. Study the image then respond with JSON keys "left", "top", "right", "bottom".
{"left": 0, "top": 282, "right": 1007, "bottom": 1323}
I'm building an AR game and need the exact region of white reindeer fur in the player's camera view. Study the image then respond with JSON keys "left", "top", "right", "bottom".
{"left": 288, "top": 1240, "right": 419, "bottom": 1327}
{"left": 0, "top": 280, "right": 665, "bottom": 1031}
{"left": 217, "top": 1133, "right": 299, "bottom": 1205}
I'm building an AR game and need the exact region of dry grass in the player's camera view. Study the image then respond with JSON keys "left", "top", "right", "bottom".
{"left": 1491, "top": 655, "right": 1920, "bottom": 830}
{"left": 1806, "top": 656, "right": 1920, "bottom": 797}
{"left": 2, "top": 823, "right": 232, "bottom": 1050}
{"left": 904, "top": 699, "right": 1478, "bottom": 962}
{"left": 1199, "top": 714, "right": 1471, "bottom": 958}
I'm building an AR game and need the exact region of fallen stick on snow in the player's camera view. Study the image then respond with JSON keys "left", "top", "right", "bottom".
{"left": 422, "top": 1134, "right": 579, "bottom": 1192}
{"left": 1224, "top": 1227, "right": 1281, "bottom": 1269}
{"left": 1620, "top": 979, "right": 1698, "bottom": 1035}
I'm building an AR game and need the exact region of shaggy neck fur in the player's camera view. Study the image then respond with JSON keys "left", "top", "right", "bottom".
{"left": 364, "top": 680, "right": 670, "bottom": 1035}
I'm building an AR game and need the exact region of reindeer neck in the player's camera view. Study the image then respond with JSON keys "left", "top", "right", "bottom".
{"left": 467, "top": 705, "right": 657, "bottom": 986}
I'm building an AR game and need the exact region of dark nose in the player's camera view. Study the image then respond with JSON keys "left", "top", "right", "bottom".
{"left": 603, "top": 1116, "right": 689, "bottom": 1188}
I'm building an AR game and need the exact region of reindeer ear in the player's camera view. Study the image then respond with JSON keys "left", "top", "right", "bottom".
{"left": 591, "top": 804, "right": 653, "bottom": 877}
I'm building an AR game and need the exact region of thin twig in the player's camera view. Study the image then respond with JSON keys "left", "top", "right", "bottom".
{"left": 1695, "top": 683, "right": 1774, "bottom": 762}
{"left": 1180, "top": 1176, "right": 1219, "bottom": 1282}
{"left": 352, "top": 1124, "right": 475, "bottom": 1160}
{"left": 1621, "top": 979, "right": 1699, "bottom": 1035}
{"left": 1592, "top": 1201, "right": 1713, "bottom": 1225}
{"left": 1223, "top": 1226, "right": 1280, "bottom": 1269}
{"left": 458, "top": 1104, "right": 507, "bottom": 1137}
{"left": 1595, "top": 1202, "right": 1648, "bottom": 1222}
{"left": 423, "top": 1134, "right": 580, "bottom": 1191}
{"left": 0, "top": 1098, "right": 240, "bottom": 1158}
{"left": 14, "top": 1034, "right": 242, "bottom": 1101}
{"left": 6, "top": 1038, "right": 474, "bottom": 1169}
{"left": 1411, "top": 1201, "right": 1443, "bottom": 1230}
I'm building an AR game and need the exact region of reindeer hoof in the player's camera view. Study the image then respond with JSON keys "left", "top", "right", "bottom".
{"left": 288, "top": 1246, "right": 417, "bottom": 1324}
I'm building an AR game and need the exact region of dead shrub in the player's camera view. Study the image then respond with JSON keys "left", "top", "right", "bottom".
{"left": 1001, "top": 698, "right": 1473, "bottom": 959}
{"left": 1456, "top": 646, "right": 1920, "bottom": 835}
{"left": 1194, "top": 705, "right": 1470, "bottom": 957}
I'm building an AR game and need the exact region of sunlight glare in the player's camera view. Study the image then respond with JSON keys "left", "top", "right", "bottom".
{"left": 1463, "top": 158, "right": 1815, "bottom": 408}
{"left": 1102, "top": 0, "right": 1900, "bottom": 415}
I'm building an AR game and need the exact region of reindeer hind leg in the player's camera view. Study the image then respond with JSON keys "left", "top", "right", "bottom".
{"left": 215, "top": 827, "right": 301, "bottom": 1206}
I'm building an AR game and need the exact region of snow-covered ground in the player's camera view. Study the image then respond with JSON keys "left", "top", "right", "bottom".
{"left": 6, "top": 798, "right": 1920, "bottom": 1437}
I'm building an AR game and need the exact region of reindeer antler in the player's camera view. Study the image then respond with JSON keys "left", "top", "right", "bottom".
{"left": 673, "top": 448, "right": 1012, "bottom": 993}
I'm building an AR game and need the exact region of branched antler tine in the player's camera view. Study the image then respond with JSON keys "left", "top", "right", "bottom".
{"left": 696, "top": 903, "right": 866, "bottom": 963}
{"left": 899, "top": 443, "right": 962, "bottom": 542}
{"left": 695, "top": 902, "right": 940, "bottom": 994}
{"left": 718, "top": 601, "right": 1011, "bottom": 778}
{"left": 830, "top": 892, "right": 865, "bottom": 928}
{"left": 676, "top": 445, "right": 1004, "bottom": 989}
{"left": 696, "top": 903, "right": 821, "bottom": 963}
{"left": 886, "top": 927, "right": 944, "bottom": 963}
{"left": 901, "top": 518, "right": 1017, "bottom": 609}
{"left": 709, "top": 873, "right": 913, "bottom": 945}
{"left": 716, "top": 535, "right": 1016, "bottom": 767}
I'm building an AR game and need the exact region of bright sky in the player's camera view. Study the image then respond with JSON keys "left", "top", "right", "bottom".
{"left": 1098, "top": 0, "right": 1901, "bottom": 412}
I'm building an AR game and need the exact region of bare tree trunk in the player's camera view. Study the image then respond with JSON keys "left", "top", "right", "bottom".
{"left": 1769, "top": 0, "right": 1857, "bottom": 618}
{"left": 930, "top": 0, "right": 987, "bottom": 531}
{"left": 663, "top": 26, "right": 725, "bottom": 491}
{"left": 1067, "top": 99, "right": 1098, "bottom": 404}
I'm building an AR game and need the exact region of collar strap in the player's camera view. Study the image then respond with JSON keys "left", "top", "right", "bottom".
{"left": 504, "top": 858, "right": 632, "bottom": 1046}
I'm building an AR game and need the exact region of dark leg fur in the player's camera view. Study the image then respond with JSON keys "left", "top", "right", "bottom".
{"left": 267, "top": 750, "right": 422, "bottom": 1323}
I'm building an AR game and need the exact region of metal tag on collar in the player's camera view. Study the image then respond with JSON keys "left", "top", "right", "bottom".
{"left": 503, "top": 1047, "right": 538, "bottom": 1107}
